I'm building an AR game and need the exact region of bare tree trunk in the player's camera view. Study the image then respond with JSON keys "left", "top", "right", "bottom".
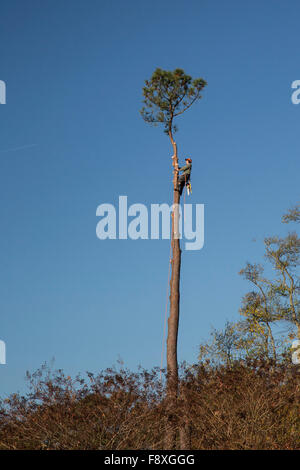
{"left": 164, "top": 129, "right": 181, "bottom": 449}
{"left": 179, "top": 380, "right": 192, "bottom": 449}
{"left": 164, "top": 128, "right": 190, "bottom": 449}
{"left": 167, "top": 132, "right": 181, "bottom": 386}
{"left": 266, "top": 322, "right": 276, "bottom": 362}
{"left": 179, "top": 420, "right": 191, "bottom": 449}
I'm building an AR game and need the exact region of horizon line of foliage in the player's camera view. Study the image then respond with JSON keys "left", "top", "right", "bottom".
{"left": 0, "top": 359, "right": 298, "bottom": 450}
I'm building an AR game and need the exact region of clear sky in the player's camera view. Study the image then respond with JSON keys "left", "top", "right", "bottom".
{"left": 0, "top": 0, "right": 299, "bottom": 396}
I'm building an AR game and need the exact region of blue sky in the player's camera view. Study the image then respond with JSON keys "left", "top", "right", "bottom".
{"left": 0, "top": 0, "right": 299, "bottom": 396}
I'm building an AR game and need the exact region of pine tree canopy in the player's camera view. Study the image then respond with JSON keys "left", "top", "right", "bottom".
{"left": 140, "top": 68, "right": 207, "bottom": 134}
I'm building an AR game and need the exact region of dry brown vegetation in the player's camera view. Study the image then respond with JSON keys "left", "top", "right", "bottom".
{"left": 0, "top": 360, "right": 299, "bottom": 450}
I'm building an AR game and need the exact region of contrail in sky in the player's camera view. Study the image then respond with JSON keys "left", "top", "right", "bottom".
{"left": 0, "top": 144, "right": 37, "bottom": 153}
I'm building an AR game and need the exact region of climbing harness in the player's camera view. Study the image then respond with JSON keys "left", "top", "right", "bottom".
{"left": 186, "top": 181, "right": 192, "bottom": 196}
{"left": 184, "top": 173, "right": 192, "bottom": 198}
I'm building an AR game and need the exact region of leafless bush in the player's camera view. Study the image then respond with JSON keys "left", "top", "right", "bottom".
{"left": 0, "top": 360, "right": 299, "bottom": 450}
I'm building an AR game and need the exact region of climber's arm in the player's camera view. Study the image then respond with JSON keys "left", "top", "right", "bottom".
{"left": 178, "top": 164, "right": 189, "bottom": 172}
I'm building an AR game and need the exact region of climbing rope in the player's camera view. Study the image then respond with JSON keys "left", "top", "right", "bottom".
{"left": 160, "top": 242, "right": 172, "bottom": 382}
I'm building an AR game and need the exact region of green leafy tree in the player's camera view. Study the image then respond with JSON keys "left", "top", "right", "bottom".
{"left": 140, "top": 68, "right": 206, "bottom": 449}
{"left": 240, "top": 204, "right": 300, "bottom": 363}
{"left": 239, "top": 265, "right": 278, "bottom": 360}
{"left": 264, "top": 233, "right": 300, "bottom": 339}
{"left": 282, "top": 203, "right": 300, "bottom": 224}
{"left": 198, "top": 321, "right": 244, "bottom": 366}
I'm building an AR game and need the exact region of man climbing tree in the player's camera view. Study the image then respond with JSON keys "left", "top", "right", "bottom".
{"left": 178, "top": 157, "right": 192, "bottom": 196}
{"left": 140, "top": 68, "right": 206, "bottom": 449}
